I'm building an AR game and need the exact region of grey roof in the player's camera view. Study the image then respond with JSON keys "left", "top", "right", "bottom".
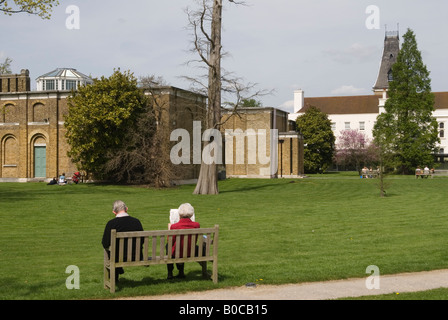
{"left": 36, "top": 68, "right": 92, "bottom": 82}
{"left": 373, "top": 34, "right": 400, "bottom": 90}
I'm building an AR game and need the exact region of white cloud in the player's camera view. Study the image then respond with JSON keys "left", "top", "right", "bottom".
{"left": 331, "top": 85, "right": 368, "bottom": 95}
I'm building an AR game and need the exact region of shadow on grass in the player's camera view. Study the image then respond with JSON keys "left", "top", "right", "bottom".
{"left": 0, "top": 277, "right": 62, "bottom": 299}
{"left": 218, "top": 180, "right": 299, "bottom": 194}
{"left": 115, "top": 270, "right": 226, "bottom": 293}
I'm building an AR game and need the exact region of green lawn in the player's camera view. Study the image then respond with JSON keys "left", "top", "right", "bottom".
{"left": 1, "top": 174, "right": 448, "bottom": 299}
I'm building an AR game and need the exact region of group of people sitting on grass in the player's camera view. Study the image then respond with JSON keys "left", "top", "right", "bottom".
{"left": 102, "top": 200, "right": 201, "bottom": 282}
{"left": 47, "top": 172, "right": 81, "bottom": 185}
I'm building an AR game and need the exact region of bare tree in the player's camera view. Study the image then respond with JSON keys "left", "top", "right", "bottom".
{"left": 186, "top": 0, "right": 271, "bottom": 194}
{"left": 185, "top": 0, "right": 224, "bottom": 195}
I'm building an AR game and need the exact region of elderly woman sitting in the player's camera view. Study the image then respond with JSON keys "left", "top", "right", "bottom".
{"left": 167, "top": 203, "right": 200, "bottom": 279}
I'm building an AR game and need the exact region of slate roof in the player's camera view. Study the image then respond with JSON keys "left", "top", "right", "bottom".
{"left": 373, "top": 34, "right": 400, "bottom": 91}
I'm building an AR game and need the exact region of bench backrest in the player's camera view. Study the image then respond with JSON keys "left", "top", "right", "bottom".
{"left": 109, "top": 225, "right": 219, "bottom": 267}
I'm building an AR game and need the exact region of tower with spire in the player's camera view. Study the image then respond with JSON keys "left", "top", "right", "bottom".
{"left": 373, "top": 28, "right": 400, "bottom": 111}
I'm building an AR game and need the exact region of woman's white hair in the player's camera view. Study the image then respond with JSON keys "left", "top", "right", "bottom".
{"left": 178, "top": 203, "right": 194, "bottom": 218}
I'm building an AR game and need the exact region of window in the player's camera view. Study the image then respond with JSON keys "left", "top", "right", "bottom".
{"left": 345, "top": 122, "right": 350, "bottom": 130}
{"left": 359, "top": 121, "right": 365, "bottom": 131}
{"left": 440, "top": 122, "right": 445, "bottom": 138}
{"left": 66, "top": 80, "right": 77, "bottom": 90}
{"left": 45, "top": 80, "right": 55, "bottom": 90}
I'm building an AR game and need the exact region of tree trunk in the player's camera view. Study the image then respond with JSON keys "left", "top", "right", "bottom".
{"left": 193, "top": 0, "right": 223, "bottom": 195}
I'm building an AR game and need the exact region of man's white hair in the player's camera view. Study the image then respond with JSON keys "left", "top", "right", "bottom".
{"left": 113, "top": 200, "right": 127, "bottom": 213}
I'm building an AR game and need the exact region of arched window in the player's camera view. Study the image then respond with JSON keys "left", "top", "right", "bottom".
{"left": 2, "top": 135, "right": 19, "bottom": 178}
{"left": 33, "top": 103, "right": 48, "bottom": 122}
{"left": 2, "top": 103, "right": 19, "bottom": 123}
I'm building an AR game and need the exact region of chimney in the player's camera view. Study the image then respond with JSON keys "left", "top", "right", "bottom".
{"left": 294, "top": 89, "right": 304, "bottom": 113}
{"left": 0, "top": 69, "right": 30, "bottom": 92}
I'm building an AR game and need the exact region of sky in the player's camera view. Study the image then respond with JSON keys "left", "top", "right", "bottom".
{"left": 1, "top": 0, "right": 447, "bottom": 114}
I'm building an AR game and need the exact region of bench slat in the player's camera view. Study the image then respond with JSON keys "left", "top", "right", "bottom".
{"left": 190, "top": 234, "right": 196, "bottom": 258}
{"left": 198, "top": 234, "right": 204, "bottom": 257}
{"left": 152, "top": 236, "right": 157, "bottom": 260}
{"left": 166, "top": 235, "right": 172, "bottom": 261}
{"left": 127, "top": 237, "right": 133, "bottom": 262}
{"left": 118, "top": 238, "right": 124, "bottom": 262}
{"left": 183, "top": 235, "right": 189, "bottom": 258}
{"left": 205, "top": 233, "right": 211, "bottom": 256}
{"left": 175, "top": 235, "right": 181, "bottom": 259}
{"left": 115, "top": 228, "right": 217, "bottom": 238}
{"left": 135, "top": 237, "right": 141, "bottom": 262}
{"left": 143, "top": 237, "right": 149, "bottom": 261}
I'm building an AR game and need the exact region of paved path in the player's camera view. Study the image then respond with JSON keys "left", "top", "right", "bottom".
{"left": 120, "top": 269, "right": 448, "bottom": 300}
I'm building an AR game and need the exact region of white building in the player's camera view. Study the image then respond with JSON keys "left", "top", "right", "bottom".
{"left": 36, "top": 68, "right": 93, "bottom": 91}
{"left": 288, "top": 32, "right": 448, "bottom": 167}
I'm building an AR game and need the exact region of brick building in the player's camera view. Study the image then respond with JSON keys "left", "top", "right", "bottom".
{"left": 0, "top": 69, "right": 206, "bottom": 182}
{"left": 221, "top": 107, "right": 304, "bottom": 178}
{"left": 1, "top": 67, "right": 303, "bottom": 182}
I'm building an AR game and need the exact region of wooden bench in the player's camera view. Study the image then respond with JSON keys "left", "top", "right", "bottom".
{"left": 415, "top": 172, "right": 433, "bottom": 179}
{"left": 104, "top": 225, "right": 219, "bottom": 293}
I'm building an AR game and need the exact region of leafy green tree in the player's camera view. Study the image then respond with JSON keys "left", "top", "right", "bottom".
{"left": 240, "top": 98, "right": 262, "bottom": 108}
{"left": 65, "top": 70, "right": 152, "bottom": 180}
{"left": 373, "top": 28, "right": 439, "bottom": 174}
{"left": 1, "top": 0, "right": 59, "bottom": 19}
{"left": 296, "top": 106, "right": 335, "bottom": 173}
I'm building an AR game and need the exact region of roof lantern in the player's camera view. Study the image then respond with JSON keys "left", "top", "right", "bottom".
{"left": 36, "top": 67, "right": 93, "bottom": 91}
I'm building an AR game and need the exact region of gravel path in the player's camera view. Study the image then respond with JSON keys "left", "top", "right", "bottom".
{"left": 117, "top": 269, "right": 448, "bottom": 300}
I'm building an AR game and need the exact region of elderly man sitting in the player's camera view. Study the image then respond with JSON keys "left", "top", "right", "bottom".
{"left": 167, "top": 203, "right": 200, "bottom": 279}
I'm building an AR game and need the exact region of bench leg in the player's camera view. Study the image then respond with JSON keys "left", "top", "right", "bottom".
{"left": 212, "top": 260, "right": 218, "bottom": 284}
{"left": 110, "top": 268, "right": 116, "bottom": 293}
{"left": 104, "top": 265, "right": 110, "bottom": 290}
{"left": 104, "top": 250, "right": 112, "bottom": 291}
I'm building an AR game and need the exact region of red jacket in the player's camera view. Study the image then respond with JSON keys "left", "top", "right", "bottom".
{"left": 169, "top": 218, "right": 200, "bottom": 257}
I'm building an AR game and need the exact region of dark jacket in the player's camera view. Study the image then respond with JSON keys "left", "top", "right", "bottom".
{"left": 102, "top": 215, "right": 144, "bottom": 262}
